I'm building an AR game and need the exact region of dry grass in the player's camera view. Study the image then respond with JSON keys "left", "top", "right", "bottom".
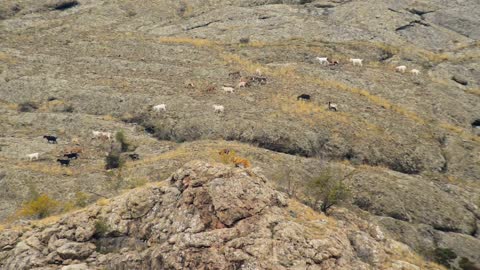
{"left": 15, "top": 162, "right": 74, "bottom": 176}
{"left": 96, "top": 198, "right": 111, "bottom": 206}
{"left": 0, "top": 99, "right": 18, "bottom": 110}
{"left": 465, "top": 88, "right": 480, "bottom": 97}
{"left": 0, "top": 51, "right": 17, "bottom": 64}
{"left": 222, "top": 48, "right": 477, "bottom": 144}
{"left": 286, "top": 199, "right": 336, "bottom": 239}
{"left": 158, "top": 37, "right": 219, "bottom": 48}
{"left": 385, "top": 244, "right": 447, "bottom": 270}
{"left": 124, "top": 147, "right": 190, "bottom": 170}
{"left": 38, "top": 99, "right": 65, "bottom": 112}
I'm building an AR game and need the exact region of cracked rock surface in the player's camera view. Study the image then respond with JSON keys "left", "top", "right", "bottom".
{"left": 0, "top": 161, "right": 443, "bottom": 269}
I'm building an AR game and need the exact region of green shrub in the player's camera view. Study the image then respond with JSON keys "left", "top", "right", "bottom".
{"left": 18, "top": 101, "right": 38, "bottom": 112}
{"left": 115, "top": 131, "right": 130, "bottom": 152}
{"left": 93, "top": 219, "right": 110, "bottom": 238}
{"left": 18, "top": 194, "right": 60, "bottom": 219}
{"left": 434, "top": 248, "right": 457, "bottom": 267}
{"left": 306, "top": 169, "right": 350, "bottom": 213}
{"left": 105, "top": 151, "right": 123, "bottom": 170}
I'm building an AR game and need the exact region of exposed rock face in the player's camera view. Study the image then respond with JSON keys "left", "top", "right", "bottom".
{"left": 0, "top": 161, "right": 443, "bottom": 269}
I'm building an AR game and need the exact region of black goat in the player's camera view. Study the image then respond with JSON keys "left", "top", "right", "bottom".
{"left": 128, "top": 153, "right": 140, "bottom": 160}
{"left": 43, "top": 135, "right": 58, "bottom": 144}
{"left": 472, "top": 119, "right": 480, "bottom": 128}
{"left": 64, "top": 153, "right": 79, "bottom": 159}
{"left": 297, "top": 94, "right": 311, "bottom": 101}
{"left": 56, "top": 159, "right": 70, "bottom": 166}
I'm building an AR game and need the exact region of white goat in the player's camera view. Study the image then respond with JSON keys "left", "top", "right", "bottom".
{"left": 395, "top": 65, "right": 407, "bottom": 73}
{"left": 316, "top": 57, "right": 330, "bottom": 65}
{"left": 101, "top": 132, "right": 112, "bottom": 140}
{"left": 92, "top": 131, "right": 111, "bottom": 140}
{"left": 222, "top": 86, "right": 235, "bottom": 93}
{"left": 92, "top": 131, "right": 102, "bottom": 138}
{"left": 328, "top": 102, "right": 338, "bottom": 112}
{"left": 213, "top": 105, "right": 224, "bottom": 113}
{"left": 27, "top": 153, "right": 39, "bottom": 161}
{"left": 410, "top": 69, "right": 420, "bottom": 76}
{"left": 153, "top": 104, "right": 166, "bottom": 112}
{"left": 349, "top": 58, "right": 363, "bottom": 66}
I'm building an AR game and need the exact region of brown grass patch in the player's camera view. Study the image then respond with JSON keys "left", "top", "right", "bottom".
{"left": 15, "top": 162, "right": 74, "bottom": 176}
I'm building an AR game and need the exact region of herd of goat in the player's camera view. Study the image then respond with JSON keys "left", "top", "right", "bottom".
{"left": 26, "top": 132, "right": 139, "bottom": 167}
{"left": 151, "top": 57, "right": 420, "bottom": 114}
{"left": 25, "top": 56, "right": 421, "bottom": 166}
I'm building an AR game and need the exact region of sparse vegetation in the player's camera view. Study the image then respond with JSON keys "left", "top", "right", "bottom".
{"left": 305, "top": 169, "right": 350, "bottom": 213}
{"left": 126, "top": 178, "right": 148, "bottom": 189}
{"left": 115, "top": 130, "right": 130, "bottom": 152}
{"left": 17, "top": 194, "right": 60, "bottom": 219}
{"left": 459, "top": 257, "right": 477, "bottom": 270}
{"left": 63, "top": 104, "right": 74, "bottom": 113}
{"left": 433, "top": 248, "right": 457, "bottom": 267}
{"left": 105, "top": 150, "right": 124, "bottom": 170}
{"left": 93, "top": 218, "right": 110, "bottom": 239}
{"left": 217, "top": 149, "right": 251, "bottom": 168}
{"left": 74, "top": 192, "right": 90, "bottom": 207}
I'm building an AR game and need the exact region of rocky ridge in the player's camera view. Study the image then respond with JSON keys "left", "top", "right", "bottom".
{"left": 0, "top": 161, "right": 444, "bottom": 270}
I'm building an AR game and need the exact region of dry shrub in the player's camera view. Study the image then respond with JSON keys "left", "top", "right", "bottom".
{"left": 17, "top": 194, "right": 60, "bottom": 219}
{"left": 217, "top": 149, "right": 251, "bottom": 168}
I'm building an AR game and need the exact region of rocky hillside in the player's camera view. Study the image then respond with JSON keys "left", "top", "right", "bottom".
{"left": 0, "top": 161, "right": 445, "bottom": 270}
{"left": 0, "top": 0, "right": 479, "bottom": 268}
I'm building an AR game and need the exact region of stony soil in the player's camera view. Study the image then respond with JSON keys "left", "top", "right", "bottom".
{"left": 0, "top": 0, "right": 479, "bottom": 268}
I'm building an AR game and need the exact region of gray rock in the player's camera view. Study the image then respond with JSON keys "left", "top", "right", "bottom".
{"left": 452, "top": 75, "right": 469, "bottom": 85}
{"left": 56, "top": 241, "right": 95, "bottom": 260}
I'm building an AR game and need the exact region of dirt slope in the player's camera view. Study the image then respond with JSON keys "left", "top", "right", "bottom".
{"left": 0, "top": 0, "right": 479, "bottom": 268}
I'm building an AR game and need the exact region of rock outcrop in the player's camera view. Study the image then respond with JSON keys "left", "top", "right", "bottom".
{"left": 0, "top": 161, "right": 443, "bottom": 270}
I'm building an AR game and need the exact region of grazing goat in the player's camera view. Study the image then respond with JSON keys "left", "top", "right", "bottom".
{"left": 92, "top": 131, "right": 111, "bottom": 140}
{"left": 410, "top": 69, "right": 420, "bottom": 76}
{"left": 129, "top": 153, "right": 140, "bottom": 160}
{"left": 297, "top": 94, "right": 311, "bottom": 101}
{"left": 64, "top": 153, "right": 79, "bottom": 159}
{"left": 328, "top": 59, "right": 340, "bottom": 65}
{"left": 205, "top": 85, "right": 216, "bottom": 93}
{"left": 213, "top": 105, "right": 224, "bottom": 113}
{"left": 247, "top": 76, "right": 267, "bottom": 85}
{"left": 328, "top": 102, "right": 338, "bottom": 111}
{"left": 27, "top": 153, "right": 39, "bottom": 161}
{"left": 316, "top": 57, "right": 330, "bottom": 65}
{"left": 186, "top": 82, "right": 195, "bottom": 88}
{"left": 395, "top": 65, "right": 407, "bottom": 73}
{"left": 57, "top": 159, "right": 70, "bottom": 166}
{"left": 43, "top": 135, "right": 57, "bottom": 144}
{"left": 101, "top": 132, "right": 112, "bottom": 140}
{"left": 92, "top": 131, "right": 102, "bottom": 139}
{"left": 349, "top": 58, "right": 363, "bottom": 66}
{"left": 153, "top": 104, "right": 166, "bottom": 112}
{"left": 222, "top": 86, "right": 235, "bottom": 93}
{"left": 238, "top": 81, "right": 248, "bottom": 88}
